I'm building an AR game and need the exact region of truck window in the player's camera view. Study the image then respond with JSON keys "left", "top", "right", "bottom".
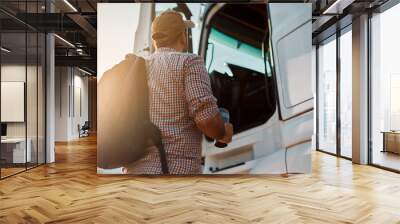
{"left": 205, "top": 4, "right": 276, "bottom": 133}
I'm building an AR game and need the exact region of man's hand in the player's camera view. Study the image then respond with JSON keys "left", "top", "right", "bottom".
{"left": 218, "top": 123, "right": 233, "bottom": 144}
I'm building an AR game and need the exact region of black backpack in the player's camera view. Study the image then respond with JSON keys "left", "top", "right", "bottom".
{"left": 97, "top": 54, "right": 169, "bottom": 174}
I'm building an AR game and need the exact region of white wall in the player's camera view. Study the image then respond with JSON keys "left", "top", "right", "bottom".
{"left": 55, "top": 67, "right": 89, "bottom": 141}
{"left": 72, "top": 73, "right": 89, "bottom": 138}
{"left": 55, "top": 67, "right": 69, "bottom": 141}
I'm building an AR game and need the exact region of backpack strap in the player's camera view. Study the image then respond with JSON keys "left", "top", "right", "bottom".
{"left": 144, "top": 121, "right": 169, "bottom": 175}
{"left": 155, "top": 140, "right": 169, "bottom": 175}
{"left": 150, "top": 124, "right": 169, "bottom": 175}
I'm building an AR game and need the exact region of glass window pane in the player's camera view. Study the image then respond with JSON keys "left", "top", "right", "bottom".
{"left": 1, "top": 31, "right": 28, "bottom": 177}
{"left": 26, "top": 0, "right": 39, "bottom": 169}
{"left": 27, "top": 31, "right": 38, "bottom": 169}
{"left": 38, "top": 33, "right": 46, "bottom": 165}
{"left": 0, "top": 1, "right": 46, "bottom": 179}
{"left": 371, "top": 3, "right": 400, "bottom": 171}
{"left": 318, "top": 36, "right": 337, "bottom": 154}
{"left": 340, "top": 29, "right": 352, "bottom": 158}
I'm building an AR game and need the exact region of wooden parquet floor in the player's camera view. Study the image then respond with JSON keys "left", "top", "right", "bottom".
{"left": 1, "top": 135, "right": 400, "bottom": 224}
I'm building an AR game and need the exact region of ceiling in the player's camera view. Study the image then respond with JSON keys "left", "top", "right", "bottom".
{"left": 1, "top": 0, "right": 99, "bottom": 74}
{"left": 0, "top": 0, "right": 393, "bottom": 76}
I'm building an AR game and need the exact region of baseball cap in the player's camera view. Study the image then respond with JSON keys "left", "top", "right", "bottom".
{"left": 151, "top": 10, "right": 195, "bottom": 45}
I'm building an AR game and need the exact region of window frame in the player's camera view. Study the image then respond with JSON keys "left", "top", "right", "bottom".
{"left": 368, "top": 0, "right": 400, "bottom": 173}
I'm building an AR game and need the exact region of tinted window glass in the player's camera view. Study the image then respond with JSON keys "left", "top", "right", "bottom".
{"left": 205, "top": 4, "right": 276, "bottom": 134}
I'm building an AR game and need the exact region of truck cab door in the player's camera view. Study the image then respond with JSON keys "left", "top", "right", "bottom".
{"left": 268, "top": 3, "right": 313, "bottom": 120}
{"left": 252, "top": 3, "right": 313, "bottom": 174}
{"left": 199, "top": 3, "right": 313, "bottom": 174}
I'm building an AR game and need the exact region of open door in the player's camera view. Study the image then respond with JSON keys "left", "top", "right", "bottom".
{"left": 199, "top": 3, "right": 281, "bottom": 174}
{"left": 200, "top": 3, "right": 313, "bottom": 174}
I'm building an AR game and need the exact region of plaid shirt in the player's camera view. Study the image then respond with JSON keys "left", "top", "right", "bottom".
{"left": 128, "top": 48, "right": 219, "bottom": 174}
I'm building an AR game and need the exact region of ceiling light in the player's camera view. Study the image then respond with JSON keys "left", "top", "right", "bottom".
{"left": 1, "top": 47, "right": 11, "bottom": 53}
{"left": 63, "top": 0, "right": 78, "bottom": 12}
{"left": 54, "top": 34, "right": 75, "bottom": 48}
{"left": 78, "top": 67, "right": 93, "bottom": 76}
{"left": 76, "top": 48, "right": 85, "bottom": 55}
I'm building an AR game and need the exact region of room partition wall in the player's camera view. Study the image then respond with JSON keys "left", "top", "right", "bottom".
{"left": 0, "top": 0, "right": 46, "bottom": 179}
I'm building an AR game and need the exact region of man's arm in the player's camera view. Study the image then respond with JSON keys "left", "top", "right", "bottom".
{"left": 198, "top": 119, "right": 233, "bottom": 144}
{"left": 196, "top": 112, "right": 225, "bottom": 140}
{"left": 184, "top": 55, "right": 232, "bottom": 141}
